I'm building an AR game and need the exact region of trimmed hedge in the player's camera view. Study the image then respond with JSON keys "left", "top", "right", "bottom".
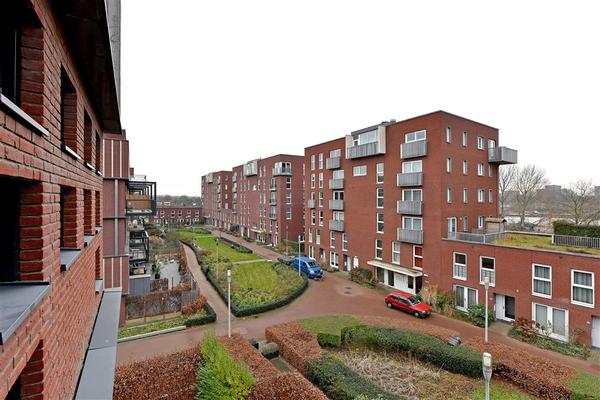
{"left": 553, "top": 220, "right": 600, "bottom": 238}
{"left": 343, "top": 326, "right": 482, "bottom": 378}
{"left": 306, "top": 354, "right": 403, "bottom": 400}
{"left": 185, "top": 302, "right": 217, "bottom": 327}
{"left": 349, "top": 268, "right": 376, "bottom": 287}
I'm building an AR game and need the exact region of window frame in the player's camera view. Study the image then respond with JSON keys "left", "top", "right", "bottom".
{"left": 571, "top": 269, "right": 595, "bottom": 308}
{"left": 446, "top": 126, "right": 452, "bottom": 143}
{"left": 479, "top": 256, "right": 496, "bottom": 287}
{"left": 376, "top": 188, "right": 384, "bottom": 208}
{"left": 477, "top": 136, "right": 485, "bottom": 150}
{"left": 342, "top": 233, "right": 348, "bottom": 251}
{"left": 352, "top": 165, "right": 367, "bottom": 176}
{"left": 413, "top": 245, "right": 423, "bottom": 269}
{"left": 532, "top": 264, "right": 552, "bottom": 299}
{"left": 532, "top": 303, "right": 569, "bottom": 341}
{"left": 376, "top": 163, "right": 384, "bottom": 183}
{"left": 376, "top": 212, "right": 384, "bottom": 233}
{"left": 453, "top": 252, "right": 467, "bottom": 280}
{"left": 392, "top": 242, "right": 401, "bottom": 265}
{"left": 375, "top": 239, "right": 383, "bottom": 260}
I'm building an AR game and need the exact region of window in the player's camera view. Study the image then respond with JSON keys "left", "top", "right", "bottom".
{"left": 318, "top": 191, "right": 324, "bottom": 208}
{"left": 309, "top": 245, "right": 315, "bottom": 258}
{"left": 405, "top": 130, "right": 426, "bottom": 143}
{"left": 402, "top": 160, "right": 422, "bottom": 173}
{"left": 333, "top": 191, "right": 344, "bottom": 201}
{"left": 375, "top": 239, "right": 383, "bottom": 260}
{"left": 330, "top": 148, "right": 341, "bottom": 158}
{"left": 286, "top": 177, "right": 292, "bottom": 189}
{"left": 448, "top": 217, "right": 457, "bottom": 234}
{"left": 533, "top": 303, "right": 568, "bottom": 340}
{"left": 286, "top": 206, "right": 292, "bottom": 220}
{"left": 286, "top": 192, "right": 292, "bottom": 204}
{"left": 332, "top": 211, "right": 345, "bottom": 221}
{"left": 0, "top": 178, "right": 20, "bottom": 282}
{"left": 488, "top": 164, "right": 493, "bottom": 177}
{"left": 376, "top": 213, "right": 384, "bottom": 233}
{"left": 413, "top": 246, "right": 423, "bottom": 269}
{"left": 446, "top": 158, "right": 452, "bottom": 173}
{"left": 454, "top": 285, "right": 478, "bottom": 312}
{"left": 477, "top": 189, "right": 485, "bottom": 203}
{"left": 532, "top": 264, "right": 552, "bottom": 298}
{"left": 333, "top": 169, "right": 344, "bottom": 179}
{"left": 310, "top": 155, "right": 315, "bottom": 170}
{"left": 308, "top": 228, "right": 313, "bottom": 243}
{"left": 477, "top": 136, "right": 485, "bottom": 150}
{"left": 376, "top": 188, "right": 384, "bottom": 208}
{"left": 315, "top": 229, "right": 320, "bottom": 245}
{"left": 376, "top": 163, "right": 384, "bottom": 183}
{"left": 477, "top": 162, "right": 484, "bottom": 176}
{"left": 342, "top": 233, "right": 348, "bottom": 251}
{"left": 392, "top": 242, "right": 401, "bottom": 264}
{"left": 446, "top": 127, "right": 452, "bottom": 143}
{"left": 318, "top": 153, "right": 323, "bottom": 169}
{"left": 330, "top": 252, "right": 339, "bottom": 268}
{"left": 463, "top": 188, "right": 468, "bottom": 203}
{"left": 462, "top": 216, "right": 469, "bottom": 232}
{"left": 488, "top": 189, "right": 493, "bottom": 203}
{"left": 453, "top": 253, "right": 467, "bottom": 280}
{"left": 488, "top": 139, "right": 496, "bottom": 149}
{"left": 402, "top": 189, "right": 422, "bottom": 201}
{"left": 311, "top": 174, "right": 315, "bottom": 189}
{"left": 403, "top": 217, "right": 422, "bottom": 230}
{"left": 462, "top": 131, "right": 468, "bottom": 147}
{"left": 447, "top": 187, "right": 453, "bottom": 203}
{"left": 311, "top": 210, "right": 315, "bottom": 225}
{"left": 319, "top": 210, "right": 324, "bottom": 226}
{"left": 353, "top": 165, "right": 367, "bottom": 176}
{"left": 318, "top": 172, "right": 323, "bottom": 188}
{"left": 84, "top": 189, "right": 93, "bottom": 235}
{"left": 330, "top": 231, "right": 335, "bottom": 247}
{"left": 478, "top": 216, "right": 485, "bottom": 229}
{"left": 572, "top": 270, "right": 594, "bottom": 307}
{"left": 462, "top": 160, "right": 468, "bottom": 175}
{"left": 480, "top": 257, "right": 495, "bottom": 286}
{"left": 61, "top": 68, "right": 78, "bottom": 153}
{"left": 60, "top": 186, "right": 78, "bottom": 249}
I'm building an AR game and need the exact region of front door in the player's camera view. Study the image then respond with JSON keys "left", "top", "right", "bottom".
{"left": 495, "top": 294, "right": 516, "bottom": 321}
{"left": 593, "top": 317, "right": 600, "bottom": 349}
{"left": 495, "top": 295, "right": 504, "bottom": 320}
{"left": 395, "top": 273, "right": 410, "bottom": 292}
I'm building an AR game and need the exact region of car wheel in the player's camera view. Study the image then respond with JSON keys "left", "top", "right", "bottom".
{"left": 413, "top": 311, "right": 420, "bottom": 318}
{"left": 386, "top": 302, "right": 392, "bottom": 308}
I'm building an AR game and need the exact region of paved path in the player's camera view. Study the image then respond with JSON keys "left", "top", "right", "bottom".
{"left": 117, "top": 230, "right": 600, "bottom": 376}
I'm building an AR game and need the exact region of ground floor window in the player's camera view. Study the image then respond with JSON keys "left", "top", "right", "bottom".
{"left": 330, "top": 252, "right": 339, "bottom": 269}
{"left": 454, "top": 285, "right": 477, "bottom": 312}
{"left": 572, "top": 270, "right": 594, "bottom": 307}
{"left": 532, "top": 303, "right": 568, "bottom": 341}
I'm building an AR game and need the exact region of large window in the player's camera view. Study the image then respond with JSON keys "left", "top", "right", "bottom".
{"left": 480, "top": 256, "right": 495, "bottom": 286}
{"left": 392, "top": 242, "right": 400, "bottom": 264}
{"left": 330, "top": 231, "right": 335, "bottom": 248}
{"left": 376, "top": 163, "right": 384, "bottom": 183}
{"left": 413, "top": 246, "right": 423, "bottom": 269}
{"left": 402, "top": 216, "right": 422, "bottom": 230}
{"left": 572, "top": 270, "right": 594, "bottom": 307}
{"left": 330, "top": 148, "right": 341, "bottom": 158}
{"left": 402, "top": 189, "right": 422, "bottom": 201}
{"left": 477, "top": 136, "right": 485, "bottom": 150}
{"left": 353, "top": 129, "right": 378, "bottom": 145}
{"left": 376, "top": 188, "right": 384, "bottom": 208}
{"left": 402, "top": 160, "right": 422, "bottom": 173}
{"left": 310, "top": 154, "right": 315, "bottom": 170}
{"left": 318, "top": 153, "right": 323, "bottom": 169}
{"left": 330, "top": 252, "right": 339, "bottom": 268}
{"left": 342, "top": 233, "right": 348, "bottom": 251}
{"left": 375, "top": 239, "right": 383, "bottom": 260}
{"left": 454, "top": 285, "right": 477, "bottom": 312}
{"left": 376, "top": 213, "right": 384, "bottom": 233}
{"left": 405, "top": 130, "right": 426, "bottom": 143}
{"left": 532, "top": 264, "right": 552, "bottom": 298}
{"left": 533, "top": 303, "right": 568, "bottom": 340}
{"left": 453, "top": 253, "right": 467, "bottom": 280}
{"left": 353, "top": 165, "right": 367, "bottom": 176}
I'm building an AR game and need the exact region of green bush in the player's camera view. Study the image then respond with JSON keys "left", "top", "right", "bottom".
{"left": 466, "top": 304, "right": 494, "bottom": 327}
{"left": 185, "top": 303, "right": 217, "bottom": 327}
{"left": 553, "top": 220, "right": 600, "bottom": 238}
{"left": 567, "top": 370, "right": 600, "bottom": 400}
{"left": 343, "top": 326, "right": 482, "bottom": 378}
{"left": 508, "top": 328, "right": 591, "bottom": 360}
{"left": 306, "top": 354, "right": 402, "bottom": 400}
{"left": 349, "top": 268, "right": 375, "bottom": 287}
{"left": 196, "top": 333, "right": 255, "bottom": 400}
{"left": 301, "top": 315, "right": 364, "bottom": 347}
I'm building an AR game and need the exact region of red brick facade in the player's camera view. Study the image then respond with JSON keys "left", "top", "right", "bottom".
{"left": 0, "top": 0, "right": 119, "bottom": 397}
{"left": 150, "top": 204, "right": 203, "bottom": 225}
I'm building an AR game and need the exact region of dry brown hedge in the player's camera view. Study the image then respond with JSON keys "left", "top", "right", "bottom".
{"left": 217, "top": 334, "right": 279, "bottom": 381}
{"left": 464, "top": 337, "right": 575, "bottom": 399}
{"left": 358, "top": 315, "right": 459, "bottom": 341}
{"left": 247, "top": 372, "right": 328, "bottom": 400}
{"left": 265, "top": 321, "right": 321, "bottom": 375}
{"left": 182, "top": 295, "right": 207, "bottom": 316}
{"left": 113, "top": 347, "right": 201, "bottom": 400}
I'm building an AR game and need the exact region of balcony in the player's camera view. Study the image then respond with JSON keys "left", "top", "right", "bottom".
{"left": 329, "top": 219, "right": 344, "bottom": 232}
{"left": 0, "top": 282, "right": 49, "bottom": 345}
{"left": 397, "top": 200, "right": 423, "bottom": 215}
{"left": 328, "top": 178, "right": 344, "bottom": 190}
{"left": 488, "top": 147, "right": 518, "bottom": 164}
{"left": 206, "top": 173, "right": 213, "bottom": 184}
{"left": 329, "top": 199, "right": 344, "bottom": 210}
{"left": 345, "top": 125, "right": 386, "bottom": 159}
{"left": 270, "top": 184, "right": 277, "bottom": 191}
{"left": 400, "top": 140, "right": 428, "bottom": 159}
{"left": 269, "top": 198, "right": 277, "bottom": 205}
{"left": 307, "top": 199, "right": 315, "bottom": 209}
{"left": 326, "top": 156, "right": 341, "bottom": 170}
{"left": 126, "top": 178, "right": 157, "bottom": 216}
{"left": 346, "top": 141, "right": 385, "bottom": 159}
{"left": 397, "top": 172, "right": 423, "bottom": 187}
{"left": 272, "top": 166, "right": 292, "bottom": 176}
{"left": 397, "top": 228, "right": 423, "bottom": 244}
{"left": 447, "top": 231, "right": 507, "bottom": 244}
{"left": 269, "top": 213, "right": 277, "bottom": 220}
{"left": 244, "top": 160, "right": 258, "bottom": 176}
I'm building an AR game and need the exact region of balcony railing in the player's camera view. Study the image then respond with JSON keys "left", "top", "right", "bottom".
{"left": 269, "top": 198, "right": 277, "bottom": 205}
{"left": 326, "top": 156, "right": 341, "bottom": 169}
{"left": 397, "top": 228, "right": 423, "bottom": 244}
{"left": 447, "top": 231, "right": 506, "bottom": 244}
{"left": 329, "top": 199, "right": 344, "bottom": 210}
{"left": 488, "top": 147, "right": 518, "bottom": 164}
{"left": 269, "top": 184, "right": 277, "bottom": 191}
{"left": 397, "top": 200, "right": 423, "bottom": 215}
{"left": 328, "top": 178, "right": 344, "bottom": 190}
{"left": 329, "top": 219, "right": 344, "bottom": 232}
{"left": 307, "top": 199, "right": 315, "bottom": 209}
{"left": 272, "top": 166, "right": 292, "bottom": 176}
{"left": 401, "top": 140, "right": 428, "bottom": 159}
{"left": 269, "top": 213, "right": 277, "bottom": 220}
{"left": 346, "top": 141, "right": 384, "bottom": 159}
{"left": 397, "top": 172, "right": 423, "bottom": 187}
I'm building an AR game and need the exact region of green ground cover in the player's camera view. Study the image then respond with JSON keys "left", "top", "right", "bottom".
{"left": 179, "top": 231, "right": 261, "bottom": 262}
{"left": 494, "top": 233, "right": 600, "bottom": 256}
{"left": 301, "top": 315, "right": 364, "bottom": 346}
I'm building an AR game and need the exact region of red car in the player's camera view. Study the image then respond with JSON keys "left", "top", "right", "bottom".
{"left": 385, "top": 291, "right": 431, "bottom": 318}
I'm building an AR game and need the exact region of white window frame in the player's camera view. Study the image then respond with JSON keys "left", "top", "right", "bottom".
{"left": 463, "top": 188, "right": 468, "bottom": 203}
{"left": 376, "top": 163, "right": 384, "bottom": 184}
{"left": 342, "top": 233, "right": 348, "bottom": 251}
{"left": 462, "top": 131, "right": 468, "bottom": 147}
{"left": 402, "top": 160, "right": 422, "bottom": 173}
{"left": 477, "top": 189, "right": 485, "bottom": 203}
{"left": 479, "top": 256, "right": 495, "bottom": 287}
{"left": 330, "top": 231, "right": 335, "bottom": 248}
{"left": 310, "top": 174, "right": 315, "bottom": 189}
{"left": 478, "top": 216, "right": 485, "bottom": 229}
{"left": 402, "top": 189, "right": 422, "bottom": 201}
{"left": 329, "top": 251, "right": 339, "bottom": 268}
{"left": 447, "top": 187, "right": 453, "bottom": 203}
{"left": 571, "top": 269, "right": 595, "bottom": 308}
{"left": 453, "top": 252, "right": 467, "bottom": 280}
{"left": 446, "top": 158, "right": 452, "bottom": 173}
{"left": 488, "top": 189, "right": 493, "bottom": 203}
{"left": 532, "top": 264, "right": 552, "bottom": 299}
{"left": 402, "top": 216, "right": 423, "bottom": 231}
{"left": 477, "top": 136, "right": 484, "bottom": 150}
{"left": 376, "top": 212, "right": 384, "bottom": 233}
{"left": 454, "top": 284, "right": 478, "bottom": 312}
{"left": 462, "top": 160, "right": 468, "bottom": 175}
{"left": 318, "top": 153, "right": 323, "bottom": 169}
{"left": 392, "top": 242, "right": 401, "bottom": 265}
{"left": 353, "top": 165, "right": 367, "bottom": 176}
{"left": 477, "top": 162, "right": 484, "bottom": 176}
{"left": 532, "top": 303, "right": 569, "bottom": 341}
{"left": 375, "top": 239, "right": 383, "bottom": 260}
{"left": 308, "top": 228, "right": 313, "bottom": 243}
{"left": 311, "top": 209, "right": 316, "bottom": 225}
{"left": 318, "top": 172, "right": 323, "bottom": 188}
{"left": 319, "top": 210, "right": 324, "bottom": 226}
{"left": 376, "top": 188, "right": 384, "bottom": 208}
{"left": 405, "top": 129, "right": 427, "bottom": 143}
{"left": 315, "top": 229, "right": 320, "bottom": 245}
{"left": 446, "top": 126, "right": 452, "bottom": 143}
{"left": 310, "top": 155, "right": 315, "bottom": 170}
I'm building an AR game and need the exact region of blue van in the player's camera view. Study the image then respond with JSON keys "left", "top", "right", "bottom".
{"left": 291, "top": 257, "right": 324, "bottom": 279}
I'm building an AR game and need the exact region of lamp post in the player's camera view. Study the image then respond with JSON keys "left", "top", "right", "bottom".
{"left": 297, "top": 235, "right": 302, "bottom": 276}
{"left": 484, "top": 276, "right": 490, "bottom": 344}
{"left": 227, "top": 269, "right": 232, "bottom": 337}
{"left": 482, "top": 352, "right": 492, "bottom": 400}
{"left": 216, "top": 237, "right": 220, "bottom": 281}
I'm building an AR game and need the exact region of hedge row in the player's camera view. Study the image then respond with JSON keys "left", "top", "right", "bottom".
{"left": 553, "top": 220, "right": 600, "bottom": 238}
{"left": 217, "top": 334, "right": 279, "bottom": 381}
{"left": 247, "top": 372, "right": 327, "bottom": 400}
{"left": 265, "top": 321, "right": 322, "bottom": 375}
{"left": 306, "top": 354, "right": 403, "bottom": 400}
{"left": 185, "top": 302, "right": 217, "bottom": 327}
{"left": 343, "top": 326, "right": 482, "bottom": 378}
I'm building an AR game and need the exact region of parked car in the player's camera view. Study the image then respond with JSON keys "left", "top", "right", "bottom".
{"left": 277, "top": 255, "right": 295, "bottom": 266}
{"left": 385, "top": 291, "right": 431, "bottom": 318}
{"left": 291, "top": 256, "right": 324, "bottom": 279}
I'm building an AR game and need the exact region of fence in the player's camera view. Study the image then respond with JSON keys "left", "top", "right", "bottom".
{"left": 125, "top": 288, "right": 201, "bottom": 322}
{"left": 553, "top": 234, "right": 600, "bottom": 249}
{"left": 447, "top": 231, "right": 506, "bottom": 244}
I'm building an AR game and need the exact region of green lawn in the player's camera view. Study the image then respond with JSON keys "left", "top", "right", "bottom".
{"left": 118, "top": 316, "right": 186, "bottom": 339}
{"left": 567, "top": 370, "right": 600, "bottom": 399}
{"left": 471, "top": 382, "right": 532, "bottom": 400}
{"left": 301, "top": 315, "right": 364, "bottom": 346}
{"left": 210, "top": 261, "right": 304, "bottom": 308}
{"left": 179, "top": 231, "right": 261, "bottom": 262}
{"left": 494, "top": 233, "right": 600, "bottom": 256}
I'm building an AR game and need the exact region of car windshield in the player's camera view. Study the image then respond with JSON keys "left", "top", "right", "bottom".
{"left": 408, "top": 296, "right": 420, "bottom": 304}
{"left": 306, "top": 261, "right": 318, "bottom": 267}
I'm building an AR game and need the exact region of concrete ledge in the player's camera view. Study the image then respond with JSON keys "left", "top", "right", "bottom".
{"left": 117, "top": 325, "right": 186, "bottom": 343}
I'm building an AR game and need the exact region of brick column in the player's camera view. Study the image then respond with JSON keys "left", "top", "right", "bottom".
{"left": 20, "top": 26, "right": 45, "bottom": 126}
{"left": 19, "top": 341, "right": 45, "bottom": 400}
{"left": 84, "top": 189, "right": 93, "bottom": 235}
{"left": 61, "top": 187, "right": 84, "bottom": 249}
{"left": 95, "top": 190, "right": 102, "bottom": 227}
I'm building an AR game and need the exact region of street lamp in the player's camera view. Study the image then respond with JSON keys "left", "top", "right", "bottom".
{"left": 216, "top": 237, "right": 220, "bottom": 281}
{"left": 297, "top": 235, "right": 302, "bottom": 276}
{"left": 484, "top": 276, "right": 490, "bottom": 344}
{"left": 227, "top": 269, "right": 232, "bottom": 337}
{"left": 482, "top": 352, "right": 492, "bottom": 400}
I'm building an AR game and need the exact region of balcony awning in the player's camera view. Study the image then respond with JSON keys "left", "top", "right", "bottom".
{"left": 367, "top": 260, "right": 423, "bottom": 277}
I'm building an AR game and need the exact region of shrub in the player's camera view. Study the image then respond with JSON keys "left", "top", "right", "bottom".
{"left": 248, "top": 372, "right": 327, "bottom": 400}
{"left": 349, "top": 268, "right": 375, "bottom": 287}
{"left": 182, "top": 295, "right": 207, "bottom": 316}
{"left": 185, "top": 303, "right": 216, "bottom": 327}
{"left": 343, "top": 326, "right": 482, "bottom": 378}
{"left": 196, "top": 333, "right": 255, "bottom": 400}
{"left": 508, "top": 324, "right": 591, "bottom": 360}
{"left": 553, "top": 220, "right": 600, "bottom": 238}
{"left": 306, "top": 354, "right": 402, "bottom": 400}
{"left": 300, "top": 315, "right": 364, "bottom": 347}
{"left": 466, "top": 304, "right": 494, "bottom": 327}
{"left": 418, "top": 285, "right": 456, "bottom": 316}
{"left": 265, "top": 321, "right": 322, "bottom": 375}
{"left": 217, "top": 334, "right": 279, "bottom": 381}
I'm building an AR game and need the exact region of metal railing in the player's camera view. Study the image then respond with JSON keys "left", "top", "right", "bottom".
{"left": 553, "top": 234, "right": 600, "bottom": 249}
{"left": 397, "top": 172, "right": 423, "bottom": 187}
{"left": 397, "top": 200, "right": 423, "bottom": 215}
{"left": 401, "top": 140, "right": 427, "bottom": 159}
{"left": 326, "top": 156, "right": 341, "bottom": 169}
{"left": 329, "top": 220, "right": 344, "bottom": 232}
{"left": 328, "top": 178, "right": 344, "bottom": 189}
{"left": 329, "top": 199, "right": 344, "bottom": 210}
{"left": 447, "top": 231, "right": 506, "bottom": 244}
{"left": 307, "top": 199, "right": 315, "bottom": 209}
{"left": 397, "top": 228, "right": 423, "bottom": 244}
{"left": 346, "top": 141, "right": 383, "bottom": 159}
{"left": 272, "top": 166, "right": 292, "bottom": 176}
{"left": 488, "top": 146, "right": 518, "bottom": 164}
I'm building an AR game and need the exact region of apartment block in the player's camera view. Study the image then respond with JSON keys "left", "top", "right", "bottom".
{"left": 0, "top": 0, "right": 121, "bottom": 398}
{"left": 201, "top": 170, "right": 233, "bottom": 227}
{"left": 151, "top": 204, "right": 203, "bottom": 225}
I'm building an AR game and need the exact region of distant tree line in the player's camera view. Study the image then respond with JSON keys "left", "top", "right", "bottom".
{"left": 158, "top": 194, "right": 202, "bottom": 206}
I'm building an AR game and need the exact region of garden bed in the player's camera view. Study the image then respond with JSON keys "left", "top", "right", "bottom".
{"left": 179, "top": 231, "right": 260, "bottom": 262}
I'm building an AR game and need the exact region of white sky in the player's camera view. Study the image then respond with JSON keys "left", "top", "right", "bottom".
{"left": 121, "top": 0, "right": 600, "bottom": 196}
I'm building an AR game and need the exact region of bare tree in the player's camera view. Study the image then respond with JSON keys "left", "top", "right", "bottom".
{"left": 561, "top": 180, "right": 600, "bottom": 224}
{"left": 514, "top": 165, "right": 548, "bottom": 229}
{"left": 498, "top": 164, "right": 518, "bottom": 216}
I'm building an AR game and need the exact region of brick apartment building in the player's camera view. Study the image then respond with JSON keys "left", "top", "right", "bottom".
{"left": 304, "top": 110, "right": 600, "bottom": 346}
{"left": 0, "top": 0, "right": 122, "bottom": 398}
{"left": 150, "top": 203, "right": 203, "bottom": 226}
{"left": 201, "top": 154, "right": 304, "bottom": 246}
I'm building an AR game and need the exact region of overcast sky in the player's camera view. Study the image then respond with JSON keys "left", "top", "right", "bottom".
{"left": 121, "top": 0, "right": 600, "bottom": 196}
